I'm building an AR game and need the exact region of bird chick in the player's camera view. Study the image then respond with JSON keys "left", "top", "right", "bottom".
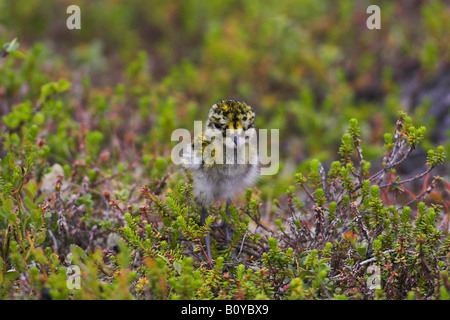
{"left": 181, "top": 99, "right": 259, "bottom": 261}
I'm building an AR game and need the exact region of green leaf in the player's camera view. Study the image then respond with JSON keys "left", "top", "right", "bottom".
{"left": 6, "top": 269, "right": 19, "bottom": 280}
{"left": 9, "top": 50, "right": 26, "bottom": 59}
{"left": 2, "top": 198, "right": 14, "bottom": 212}
{"left": 31, "top": 208, "right": 44, "bottom": 230}
{"left": 27, "top": 153, "right": 35, "bottom": 168}
{"left": 57, "top": 78, "right": 71, "bottom": 92}
{"left": 4, "top": 38, "right": 19, "bottom": 52}
{"left": 356, "top": 245, "right": 367, "bottom": 257}
{"left": 117, "top": 241, "right": 131, "bottom": 268}
{"left": 39, "top": 79, "right": 71, "bottom": 102}
{"left": 71, "top": 245, "right": 87, "bottom": 260}
{"left": 25, "top": 179, "right": 38, "bottom": 199}
{"left": 35, "top": 231, "right": 46, "bottom": 244}
{"left": 7, "top": 212, "right": 17, "bottom": 224}
{"left": 40, "top": 82, "right": 58, "bottom": 101}
{"left": 173, "top": 260, "right": 182, "bottom": 274}
{"left": 439, "top": 286, "right": 449, "bottom": 300}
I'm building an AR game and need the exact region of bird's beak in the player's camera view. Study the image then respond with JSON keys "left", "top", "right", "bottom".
{"left": 233, "top": 135, "right": 238, "bottom": 146}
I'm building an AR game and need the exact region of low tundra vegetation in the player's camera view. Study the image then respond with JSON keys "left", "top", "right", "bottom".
{"left": 0, "top": 0, "right": 449, "bottom": 300}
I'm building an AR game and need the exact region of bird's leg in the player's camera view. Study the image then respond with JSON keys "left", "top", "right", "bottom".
{"left": 200, "top": 206, "right": 212, "bottom": 262}
{"left": 224, "top": 199, "right": 232, "bottom": 243}
{"left": 211, "top": 200, "right": 233, "bottom": 243}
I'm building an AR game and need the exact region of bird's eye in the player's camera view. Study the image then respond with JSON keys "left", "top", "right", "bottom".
{"left": 213, "top": 123, "right": 221, "bottom": 129}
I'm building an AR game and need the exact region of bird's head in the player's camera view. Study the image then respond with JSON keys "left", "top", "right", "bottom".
{"left": 206, "top": 99, "right": 255, "bottom": 149}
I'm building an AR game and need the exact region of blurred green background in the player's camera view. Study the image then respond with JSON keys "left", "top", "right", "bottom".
{"left": 0, "top": 0, "right": 449, "bottom": 199}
